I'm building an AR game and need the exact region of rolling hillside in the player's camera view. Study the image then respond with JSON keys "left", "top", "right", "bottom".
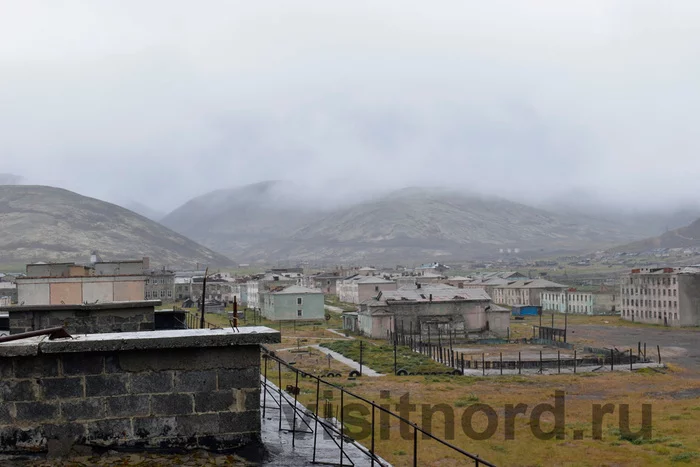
{"left": 0, "top": 185, "right": 234, "bottom": 268}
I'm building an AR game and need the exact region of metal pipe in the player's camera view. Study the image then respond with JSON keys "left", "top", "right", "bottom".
{"left": 0, "top": 327, "right": 71, "bottom": 343}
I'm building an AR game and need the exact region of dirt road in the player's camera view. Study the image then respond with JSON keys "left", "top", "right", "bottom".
{"left": 568, "top": 323, "right": 700, "bottom": 373}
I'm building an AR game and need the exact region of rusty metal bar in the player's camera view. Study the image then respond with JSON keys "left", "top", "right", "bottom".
{"left": 0, "top": 327, "right": 71, "bottom": 343}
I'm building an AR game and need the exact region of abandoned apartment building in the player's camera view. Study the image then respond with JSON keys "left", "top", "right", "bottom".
{"left": 619, "top": 266, "right": 700, "bottom": 327}
{"left": 344, "top": 283, "right": 510, "bottom": 339}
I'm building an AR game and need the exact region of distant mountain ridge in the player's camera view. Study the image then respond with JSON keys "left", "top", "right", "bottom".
{"left": 162, "top": 182, "right": 656, "bottom": 263}
{"left": 0, "top": 185, "right": 234, "bottom": 268}
{"left": 613, "top": 218, "right": 700, "bottom": 252}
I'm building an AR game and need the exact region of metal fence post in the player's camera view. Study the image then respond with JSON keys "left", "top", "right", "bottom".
{"left": 413, "top": 424, "right": 418, "bottom": 467}
{"left": 518, "top": 351, "right": 521, "bottom": 375}
{"left": 610, "top": 349, "right": 614, "bottom": 372}
{"left": 574, "top": 349, "right": 577, "bottom": 374}
{"left": 500, "top": 352, "right": 503, "bottom": 376}
{"left": 370, "top": 402, "right": 376, "bottom": 467}
{"left": 557, "top": 351, "right": 561, "bottom": 374}
{"left": 360, "top": 341, "right": 363, "bottom": 376}
{"left": 313, "top": 378, "right": 320, "bottom": 463}
{"left": 482, "top": 353, "right": 485, "bottom": 376}
{"left": 340, "top": 390, "right": 344, "bottom": 466}
{"left": 292, "top": 371, "right": 299, "bottom": 447}
{"left": 629, "top": 349, "right": 633, "bottom": 371}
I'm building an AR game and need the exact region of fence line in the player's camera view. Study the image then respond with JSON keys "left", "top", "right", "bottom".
{"left": 261, "top": 346, "right": 497, "bottom": 467}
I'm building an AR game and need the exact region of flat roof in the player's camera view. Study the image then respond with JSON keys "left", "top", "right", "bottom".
{"left": 0, "top": 300, "right": 162, "bottom": 312}
{"left": 0, "top": 326, "right": 280, "bottom": 357}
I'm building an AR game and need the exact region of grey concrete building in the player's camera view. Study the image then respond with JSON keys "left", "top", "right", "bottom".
{"left": 620, "top": 267, "right": 700, "bottom": 327}
{"left": 354, "top": 284, "right": 509, "bottom": 339}
{"left": 145, "top": 269, "right": 175, "bottom": 302}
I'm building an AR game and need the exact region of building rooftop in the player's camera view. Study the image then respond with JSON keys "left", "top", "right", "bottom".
{"left": 372, "top": 284, "right": 491, "bottom": 304}
{"left": 0, "top": 300, "right": 162, "bottom": 313}
{"left": 271, "top": 285, "right": 322, "bottom": 295}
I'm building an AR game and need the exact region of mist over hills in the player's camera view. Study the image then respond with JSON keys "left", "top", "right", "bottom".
{"left": 0, "top": 185, "right": 234, "bottom": 268}
{"left": 162, "top": 181, "right": 669, "bottom": 263}
{"left": 613, "top": 218, "right": 700, "bottom": 253}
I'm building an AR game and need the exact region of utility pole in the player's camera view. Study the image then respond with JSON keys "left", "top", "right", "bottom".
{"left": 564, "top": 288, "right": 569, "bottom": 342}
{"left": 199, "top": 267, "right": 209, "bottom": 329}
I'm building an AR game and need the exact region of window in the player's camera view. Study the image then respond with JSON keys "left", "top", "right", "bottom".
{"left": 673, "top": 277, "right": 676, "bottom": 285}
{"left": 297, "top": 297, "right": 303, "bottom": 306}
{"left": 673, "top": 289, "right": 677, "bottom": 296}
{"left": 160, "top": 290, "right": 165, "bottom": 298}
{"left": 168, "top": 290, "right": 172, "bottom": 298}
{"left": 297, "top": 309, "right": 303, "bottom": 317}
{"left": 145, "top": 291, "right": 150, "bottom": 299}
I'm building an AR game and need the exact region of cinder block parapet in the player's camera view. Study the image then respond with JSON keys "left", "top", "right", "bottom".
{"left": 0, "top": 327, "right": 280, "bottom": 460}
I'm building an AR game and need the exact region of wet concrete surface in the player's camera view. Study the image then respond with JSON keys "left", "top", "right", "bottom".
{"left": 260, "top": 378, "right": 391, "bottom": 466}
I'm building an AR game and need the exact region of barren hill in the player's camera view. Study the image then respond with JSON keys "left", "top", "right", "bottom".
{"left": 0, "top": 185, "right": 234, "bottom": 268}
{"left": 613, "top": 218, "right": 700, "bottom": 252}
{"left": 163, "top": 184, "right": 649, "bottom": 263}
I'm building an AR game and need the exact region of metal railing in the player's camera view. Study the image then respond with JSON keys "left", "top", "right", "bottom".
{"left": 261, "top": 346, "right": 496, "bottom": 467}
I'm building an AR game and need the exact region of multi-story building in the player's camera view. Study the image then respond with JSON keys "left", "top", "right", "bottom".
{"left": 308, "top": 273, "right": 342, "bottom": 295}
{"left": 145, "top": 269, "right": 175, "bottom": 301}
{"left": 619, "top": 267, "right": 700, "bottom": 327}
{"left": 490, "top": 279, "right": 567, "bottom": 307}
{"left": 260, "top": 285, "right": 325, "bottom": 321}
{"left": 246, "top": 273, "right": 298, "bottom": 311}
{"left": 337, "top": 275, "right": 397, "bottom": 304}
{"left": 540, "top": 290, "right": 595, "bottom": 315}
{"left": 17, "top": 259, "right": 147, "bottom": 306}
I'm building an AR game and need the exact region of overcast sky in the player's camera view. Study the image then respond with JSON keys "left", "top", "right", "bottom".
{"left": 1, "top": 1, "right": 699, "bottom": 213}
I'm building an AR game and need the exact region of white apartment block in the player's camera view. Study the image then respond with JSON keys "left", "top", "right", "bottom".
{"left": 619, "top": 267, "right": 700, "bottom": 327}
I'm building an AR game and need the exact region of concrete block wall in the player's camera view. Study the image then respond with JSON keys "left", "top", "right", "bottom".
{"left": 0, "top": 328, "right": 279, "bottom": 457}
{"left": 6, "top": 303, "right": 158, "bottom": 335}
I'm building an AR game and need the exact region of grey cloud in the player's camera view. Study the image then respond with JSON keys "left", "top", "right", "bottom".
{"left": 0, "top": 1, "right": 699, "bottom": 213}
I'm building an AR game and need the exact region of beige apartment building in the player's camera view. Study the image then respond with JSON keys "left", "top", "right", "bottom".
{"left": 17, "top": 260, "right": 146, "bottom": 306}
{"left": 620, "top": 267, "right": 700, "bottom": 327}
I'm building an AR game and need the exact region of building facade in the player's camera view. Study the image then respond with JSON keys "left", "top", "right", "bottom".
{"left": 354, "top": 284, "right": 509, "bottom": 339}
{"left": 490, "top": 279, "right": 568, "bottom": 307}
{"left": 260, "top": 285, "right": 325, "bottom": 321}
{"left": 17, "top": 260, "right": 147, "bottom": 306}
{"left": 540, "top": 290, "right": 595, "bottom": 315}
{"left": 619, "top": 267, "right": 700, "bottom": 327}
{"left": 337, "top": 276, "right": 397, "bottom": 304}
{"left": 145, "top": 270, "right": 175, "bottom": 301}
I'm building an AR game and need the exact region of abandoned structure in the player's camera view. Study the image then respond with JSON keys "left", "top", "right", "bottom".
{"left": 353, "top": 284, "right": 510, "bottom": 339}
{"left": 260, "top": 285, "right": 325, "bottom": 321}
{"left": 0, "top": 327, "right": 279, "bottom": 457}
{"left": 337, "top": 275, "right": 397, "bottom": 304}
{"left": 1, "top": 300, "right": 161, "bottom": 335}
{"left": 17, "top": 259, "right": 150, "bottom": 306}
{"left": 541, "top": 289, "right": 597, "bottom": 315}
{"left": 489, "top": 279, "right": 568, "bottom": 307}
{"left": 620, "top": 267, "right": 700, "bottom": 326}
{"left": 307, "top": 272, "right": 342, "bottom": 295}
{"left": 144, "top": 269, "right": 176, "bottom": 301}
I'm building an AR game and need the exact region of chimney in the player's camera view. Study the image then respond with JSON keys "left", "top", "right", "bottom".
{"left": 142, "top": 257, "right": 150, "bottom": 270}
{"left": 417, "top": 283, "right": 421, "bottom": 289}
{"left": 457, "top": 282, "right": 464, "bottom": 289}
{"left": 429, "top": 293, "right": 433, "bottom": 302}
